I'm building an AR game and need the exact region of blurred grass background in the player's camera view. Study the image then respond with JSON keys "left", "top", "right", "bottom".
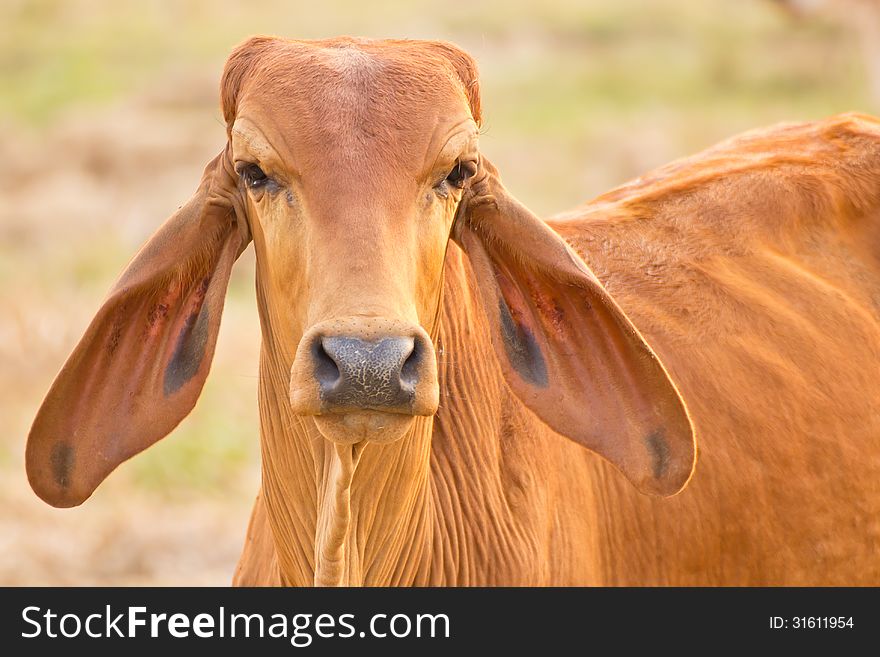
{"left": 0, "top": 0, "right": 875, "bottom": 584}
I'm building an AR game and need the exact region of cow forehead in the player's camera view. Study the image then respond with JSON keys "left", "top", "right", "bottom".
{"left": 233, "top": 40, "right": 475, "bottom": 172}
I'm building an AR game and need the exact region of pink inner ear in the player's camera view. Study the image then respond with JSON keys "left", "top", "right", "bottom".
{"left": 162, "top": 276, "right": 213, "bottom": 396}
{"left": 144, "top": 280, "right": 186, "bottom": 341}
{"left": 57, "top": 274, "right": 214, "bottom": 465}
{"left": 108, "top": 275, "right": 214, "bottom": 407}
{"left": 493, "top": 266, "right": 550, "bottom": 387}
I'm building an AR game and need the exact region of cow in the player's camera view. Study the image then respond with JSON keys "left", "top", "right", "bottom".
{"left": 26, "top": 36, "right": 880, "bottom": 585}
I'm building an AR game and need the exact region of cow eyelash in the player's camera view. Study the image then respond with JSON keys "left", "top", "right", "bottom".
{"left": 237, "top": 163, "right": 269, "bottom": 189}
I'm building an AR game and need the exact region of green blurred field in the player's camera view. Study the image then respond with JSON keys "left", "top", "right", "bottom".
{"left": 0, "top": 0, "right": 874, "bottom": 584}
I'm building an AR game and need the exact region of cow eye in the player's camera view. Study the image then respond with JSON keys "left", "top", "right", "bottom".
{"left": 445, "top": 160, "right": 477, "bottom": 189}
{"left": 237, "top": 163, "right": 269, "bottom": 189}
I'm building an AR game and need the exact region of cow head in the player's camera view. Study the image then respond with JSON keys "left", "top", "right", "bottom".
{"left": 222, "top": 38, "right": 483, "bottom": 445}
{"left": 27, "top": 37, "right": 694, "bottom": 509}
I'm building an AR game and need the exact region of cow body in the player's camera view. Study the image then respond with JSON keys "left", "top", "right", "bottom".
{"left": 558, "top": 114, "right": 880, "bottom": 585}
{"left": 235, "top": 113, "right": 880, "bottom": 585}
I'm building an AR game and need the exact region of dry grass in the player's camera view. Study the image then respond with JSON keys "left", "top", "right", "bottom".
{"left": 0, "top": 0, "right": 874, "bottom": 585}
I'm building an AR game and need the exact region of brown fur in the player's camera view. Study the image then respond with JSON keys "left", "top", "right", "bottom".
{"left": 27, "top": 37, "right": 880, "bottom": 585}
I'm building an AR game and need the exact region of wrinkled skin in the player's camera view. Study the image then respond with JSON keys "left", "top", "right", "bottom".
{"left": 26, "top": 37, "right": 880, "bottom": 585}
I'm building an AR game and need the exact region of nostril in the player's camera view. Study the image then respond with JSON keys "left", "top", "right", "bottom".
{"left": 313, "top": 338, "right": 341, "bottom": 390}
{"left": 400, "top": 338, "right": 421, "bottom": 388}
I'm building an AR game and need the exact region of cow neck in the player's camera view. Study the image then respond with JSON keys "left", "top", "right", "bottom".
{"left": 255, "top": 335, "right": 436, "bottom": 586}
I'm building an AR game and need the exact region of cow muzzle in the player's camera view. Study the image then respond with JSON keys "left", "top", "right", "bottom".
{"left": 289, "top": 317, "right": 439, "bottom": 444}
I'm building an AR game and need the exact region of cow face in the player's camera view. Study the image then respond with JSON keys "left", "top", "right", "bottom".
{"left": 223, "top": 38, "right": 481, "bottom": 444}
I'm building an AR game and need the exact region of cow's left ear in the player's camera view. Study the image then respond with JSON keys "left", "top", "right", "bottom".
{"left": 453, "top": 156, "right": 696, "bottom": 496}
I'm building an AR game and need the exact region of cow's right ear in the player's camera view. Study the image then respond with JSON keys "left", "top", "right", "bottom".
{"left": 26, "top": 150, "right": 250, "bottom": 508}
{"left": 453, "top": 156, "right": 696, "bottom": 497}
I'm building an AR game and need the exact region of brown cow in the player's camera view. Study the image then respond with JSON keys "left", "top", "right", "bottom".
{"left": 26, "top": 37, "right": 880, "bottom": 585}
